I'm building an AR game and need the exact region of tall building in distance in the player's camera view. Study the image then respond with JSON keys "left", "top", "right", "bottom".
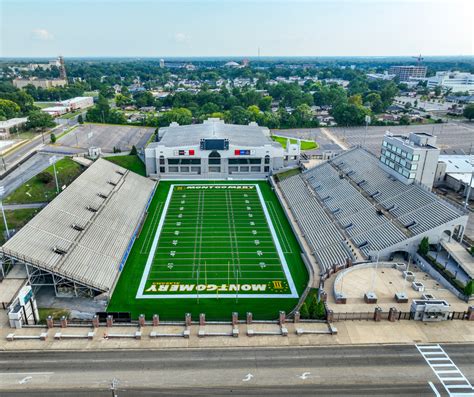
{"left": 58, "top": 56, "right": 67, "bottom": 80}
{"left": 159, "top": 58, "right": 165, "bottom": 68}
{"left": 427, "top": 71, "right": 474, "bottom": 94}
{"left": 388, "top": 65, "right": 427, "bottom": 82}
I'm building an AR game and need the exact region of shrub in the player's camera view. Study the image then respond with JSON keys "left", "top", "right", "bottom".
{"left": 50, "top": 133, "right": 57, "bottom": 143}
{"left": 37, "top": 172, "right": 53, "bottom": 184}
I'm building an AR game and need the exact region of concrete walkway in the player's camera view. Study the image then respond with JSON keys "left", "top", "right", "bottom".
{"left": 320, "top": 127, "right": 350, "bottom": 150}
{"left": 3, "top": 202, "right": 47, "bottom": 210}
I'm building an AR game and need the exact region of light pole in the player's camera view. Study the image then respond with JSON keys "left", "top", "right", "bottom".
{"left": 363, "top": 115, "right": 371, "bottom": 148}
{"left": 0, "top": 186, "right": 10, "bottom": 240}
{"left": 49, "top": 156, "right": 60, "bottom": 194}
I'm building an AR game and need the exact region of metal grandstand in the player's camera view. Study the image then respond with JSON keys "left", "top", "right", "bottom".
{"left": 278, "top": 147, "right": 469, "bottom": 274}
{"left": 1, "top": 159, "right": 156, "bottom": 297}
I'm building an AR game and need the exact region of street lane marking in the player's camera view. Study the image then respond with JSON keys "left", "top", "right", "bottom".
{"left": 416, "top": 344, "right": 474, "bottom": 397}
{"left": 298, "top": 372, "right": 311, "bottom": 380}
{"left": 242, "top": 374, "right": 254, "bottom": 382}
{"left": 429, "top": 382, "right": 441, "bottom": 397}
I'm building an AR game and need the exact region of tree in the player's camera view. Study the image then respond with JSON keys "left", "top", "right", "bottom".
{"left": 77, "top": 114, "right": 84, "bottom": 124}
{"left": 37, "top": 172, "right": 53, "bottom": 184}
{"left": 50, "top": 133, "right": 57, "bottom": 143}
{"left": 0, "top": 99, "right": 20, "bottom": 119}
{"left": 300, "top": 303, "right": 310, "bottom": 319}
{"left": 26, "top": 111, "right": 55, "bottom": 129}
{"left": 434, "top": 86, "right": 442, "bottom": 97}
{"left": 418, "top": 237, "right": 430, "bottom": 256}
{"left": 463, "top": 104, "right": 474, "bottom": 121}
{"left": 399, "top": 115, "right": 411, "bottom": 125}
{"left": 130, "top": 145, "right": 137, "bottom": 155}
{"left": 331, "top": 103, "right": 371, "bottom": 126}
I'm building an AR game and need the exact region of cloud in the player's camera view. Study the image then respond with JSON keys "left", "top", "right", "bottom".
{"left": 174, "top": 32, "right": 188, "bottom": 43}
{"left": 31, "top": 29, "right": 54, "bottom": 41}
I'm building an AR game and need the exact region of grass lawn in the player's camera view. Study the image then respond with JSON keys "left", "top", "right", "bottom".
{"left": 104, "top": 155, "right": 146, "bottom": 176}
{"left": 0, "top": 208, "right": 39, "bottom": 244}
{"left": 58, "top": 110, "right": 84, "bottom": 120}
{"left": 272, "top": 135, "right": 318, "bottom": 151}
{"left": 4, "top": 158, "right": 84, "bottom": 205}
{"left": 275, "top": 168, "right": 301, "bottom": 181}
{"left": 108, "top": 180, "right": 309, "bottom": 321}
{"left": 38, "top": 308, "right": 70, "bottom": 323}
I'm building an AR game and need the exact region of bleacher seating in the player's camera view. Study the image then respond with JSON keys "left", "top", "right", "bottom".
{"left": 278, "top": 147, "right": 466, "bottom": 273}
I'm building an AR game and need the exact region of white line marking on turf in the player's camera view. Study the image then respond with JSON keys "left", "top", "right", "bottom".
{"left": 136, "top": 184, "right": 299, "bottom": 299}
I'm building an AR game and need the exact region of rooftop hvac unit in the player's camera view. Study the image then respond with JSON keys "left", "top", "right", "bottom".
{"left": 97, "top": 193, "right": 108, "bottom": 199}
{"left": 115, "top": 170, "right": 125, "bottom": 176}
{"left": 107, "top": 180, "right": 117, "bottom": 186}
{"left": 87, "top": 206, "right": 98, "bottom": 213}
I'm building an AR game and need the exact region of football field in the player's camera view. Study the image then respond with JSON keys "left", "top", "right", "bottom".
{"left": 108, "top": 180, "right": 308, "bottom": 320}
{"left": 137, "top": 184, "right": 297, "bottom": 299}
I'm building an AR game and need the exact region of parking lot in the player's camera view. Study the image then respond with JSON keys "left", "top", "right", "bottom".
{"left": 331, "top": 121, "right": 474, "bottom": 155}
{"left": 57, "top": 123, "right": 156, "bottom": 153}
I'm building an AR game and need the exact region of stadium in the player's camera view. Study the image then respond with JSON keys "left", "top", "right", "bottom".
{"left": 1, "top": 120, "right": 470, "bottom": 323}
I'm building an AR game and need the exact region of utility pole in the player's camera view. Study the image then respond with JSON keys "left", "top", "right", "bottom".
{"left": 0, "top": 186, "right": 10, "bottom": 240}
{"left": 49, "top": 156, "right": 60, "bottom": 194}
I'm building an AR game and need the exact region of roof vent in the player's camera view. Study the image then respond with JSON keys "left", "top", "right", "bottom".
{"left": 116, "top": 170, "right": 125, "bottom": 176}
{"left": 87, "top": 206, "right": 98, "bottom": 213}
{"left": 71, "top": 224, "right": 85, "bottom": 231}
{"left": 97, "top": 193, "right": 108, "bottom": 199}
{"left": 53, "top": 246, "right": 68, "bottom": 255}
{"left": 107, "top": 180, "right": 117, "bottom": 186}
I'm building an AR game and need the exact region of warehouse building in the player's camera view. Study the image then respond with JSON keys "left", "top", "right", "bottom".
{"left": 144, "top": 118, "right": 300, "bottom": 179}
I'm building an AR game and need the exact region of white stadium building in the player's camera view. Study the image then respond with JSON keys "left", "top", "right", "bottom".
{"left": 144, "top": 118, "right": 300, "bottom": 179}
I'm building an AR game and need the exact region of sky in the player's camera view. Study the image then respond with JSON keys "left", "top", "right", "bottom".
{"left": 1, "top": 0, "right": 473, "bottom": 58}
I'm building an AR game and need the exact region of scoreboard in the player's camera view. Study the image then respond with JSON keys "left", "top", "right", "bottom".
{"left": 200, "top": 139, "right": 229, "bottom": 151}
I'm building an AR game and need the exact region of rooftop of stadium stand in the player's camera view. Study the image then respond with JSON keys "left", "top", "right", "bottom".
{"left": 149, "top": 118, "right": 281, "bottom": 149}
{"left": 278, "top": 147, "right": 468, "bottom": 272}
{"left": 1, "top": 159, "right": 156, "bottom": 292}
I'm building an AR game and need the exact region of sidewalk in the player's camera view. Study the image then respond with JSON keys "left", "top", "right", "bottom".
{"left": 1, "top": 318, "right": 472, "bottom": 351}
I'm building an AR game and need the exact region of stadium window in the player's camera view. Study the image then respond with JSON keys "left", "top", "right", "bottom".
{"left": 240, "top": 166, "right": 249, "bottom": 172}
{"left": 160, "top": 167, "right": 165, "bottom": 173}
{"left": 168, "top": 158, "right": 179, "bottom": 165}
{"left": 180, "top": 166, "right": 190, "bottom": 173}
{"left": 159, "top": 156, "right": 165, "bottom": 165}
{"left": 168, "top": 166, "right": 178, "bottom": 172}
{"left": 249, "top": 158, "right": 261, "bottom": 164}
{"left": 413, "top": 154, "right": 420, "bottom": 161}
{"left": 264, "top": 155, "right": 270, "bottom": 164}
{"left": 264, "top": 166, "right": 270, "bottom": 173}
{"left": 251, "top": 166, "right": 261, "bottom": 172}
{"left": 191, "top": 166, "right": 201, "bottom": 174}
{"left": 229, "top": 166, "right": 238, "bottom": 173}
{"left": 209, "top": 166, "right": 221, "bottom": 172}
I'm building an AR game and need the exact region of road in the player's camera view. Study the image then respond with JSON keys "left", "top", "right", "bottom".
{"left": 0, "top": 344, "right": 473, "bottom": 396}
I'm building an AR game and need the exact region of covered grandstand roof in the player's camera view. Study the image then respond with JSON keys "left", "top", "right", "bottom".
{"left": 279, "top": 147, "right": 467, "bottom": 271}
{"left": 150, "top": 118, "right": 280, "bottom": 148}
{"left": 2, "top": 159, "right": 156, "bottom": 292}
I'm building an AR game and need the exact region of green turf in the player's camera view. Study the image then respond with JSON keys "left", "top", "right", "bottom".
{"left": 108, "top": 180, "right": 309, "bottom": 321}
{"left": 272, "top": 135, "right": 318, "bottom": 150}
{"left": 103, "top": 155, "right": 146, "bottom": 176}
{"left": 4, "top": 158, "right": 84, "bottom": 204}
